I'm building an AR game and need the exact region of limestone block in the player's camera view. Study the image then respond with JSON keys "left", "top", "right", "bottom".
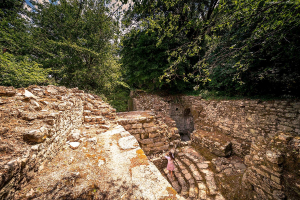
{"left": 252, "top": 167, "right": 270, "bottom": 178}
{"left": 98, "top": 125, "right": 110, "bottom": 130}
{"left": 266, "top": 150, "right": 284, "bottom": 164}
{"left": 69, "top": 142, "right": 80, "bottom": 149}
{"left": 23, "top": 129, "right": 47, "bottom": 143}
{"left": 273, "top": 190, "right": 285, "bottom": 200}
{"left": 0, "top": 86, "right": 16, "bottom": 96}
{"left": 0, "top": 127, "right": 9, "bottom": 135}
{"left": 149, "top": 132, "right": 160, "bottom": 138}
{"left": 152, "top": 142, "right": 165, "bottom": 147}
{"left": 271, "top": 175, "right": 281, "bottom": 184}
{"left": 133, "top": 134, "right": 140, "bottom": 140}
{"left": 87, "top": 137, "right": 97, "bottom": 144}
{"left": 24, "top": 90, "right": 37, "bottom": 99}
{"left": 30, "top": 100, "right": 41, "bottom": 111}
{"left": 132, "top": 124, "right": 142, "bottom": 129}
{"left": 143, "top": 122, "right": 155, "bottom": 128}
{"left": 46, "top": 86, "right": 58, "bottom": 95}
{"left": 141, "top": 133, "right": 149, "bottom": 139}
{"left": 155, "top": 144, "right": 169, "bottom": 151}
{"left": 124, "top": 124, "right": 131, "bottom": 130}
{"left": 20, "top": 112, "right": 37, "bottom": 121}
{"left": 154, "top": 137, "right": 166, "bottom": 143}
{"left": 95, "top": 116, "right": 105, "bottom": 123}
{"left": 278, "top": 134, "right": 293, "bottom": 142}
{"left": 145, "top": 127, "right": 156, "bottom": 133}
{"left": 83, "top": 110, "right": 92, "bottom": 116}
{"left": 140, "top": 138, "right": 154, "bottom": 145}
{"left": 84, "top": 116, "right": 92, "bottom": 122}
{"left": 68, "top": 129, "right": 81, "bottom": 142}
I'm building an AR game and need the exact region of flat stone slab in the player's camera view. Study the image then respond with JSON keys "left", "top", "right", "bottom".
{"left": 191, "top": 130, "right": 232, "bottom": 157}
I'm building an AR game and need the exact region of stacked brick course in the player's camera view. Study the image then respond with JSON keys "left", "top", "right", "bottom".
{"left": 116, "top": 111, "right": 180, "bottom": 155}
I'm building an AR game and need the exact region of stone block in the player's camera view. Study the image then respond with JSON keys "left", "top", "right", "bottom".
{"left": 0, "top": 127, "right": 9, "bottom": 135}
{"left": 145, "top": 127, "right": 155, "bottom": 133}
{"left": 133, "top": 134, "right": 140, "bottom": 140}
{"left": 139, "top": 138, "right": 153, "bottom": 145}
{"left": 124, "top": 124, "right": 131, "bottom": 130}
{"left": 252, "top": 167, "right": 269, "bottom": 178}
{"left": 152, "top": 142, "right": 165, "bottom": 147}
{"left": 271, "top": 175, "right": 281, "bottom": 184}
{"left": 266, "top": 150, "right": 284, "bottom": 164}
{"left": 0, "top": 86, "right": 16, "bottom": 96}
{"left": 84, "top": 116, "right": 92, "bottom": 122}
{"left": 149, "top": 132, "right": 160, "bottom": 138}
{"left": 155, "top": 144, "right": 169, "bottom": 151}
{"left": 143, "top": 122, "right": 155, "bottom": 128}
{"left": 23, "top": 129, "right": 47, "bottom": 143}
{"left": 273, "top": 190, "right": 285, "bottom": 200}
{"left": 141, "top": 133, "right": 148, "bottom": 139}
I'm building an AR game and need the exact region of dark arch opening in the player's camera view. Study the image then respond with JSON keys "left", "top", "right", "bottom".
{"left": 179, "top": 108, "right": 194, "bottom": 141}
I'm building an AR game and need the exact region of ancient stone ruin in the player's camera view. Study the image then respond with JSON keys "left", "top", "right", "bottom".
{"left": 130, "top": 91, "right": 300, "bottom": 200}
{"left": 0, "top": 86, "right": 299, "bottom": 200}
{"left": 0, "top": 86, "right": 180, "bottom": 199}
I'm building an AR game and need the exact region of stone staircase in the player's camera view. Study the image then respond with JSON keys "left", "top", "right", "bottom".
{"left": 151, "top": 146, "right": 225, "bottom": 200}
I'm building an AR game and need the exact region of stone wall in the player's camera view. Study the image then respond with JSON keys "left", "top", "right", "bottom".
{"left": 242, "top": 133, "right": 300, "bottom": 199}
{"left": 130, "top": 91, "right": 300, "bottom": 199}
{"left": 116, "top": 111, "right": 181, "bottom": 155}
{"left": 0, "top": 85, "right": 116, "bottom": 199}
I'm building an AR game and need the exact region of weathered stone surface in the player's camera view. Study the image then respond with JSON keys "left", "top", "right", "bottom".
{"left": 140, "top": 138, "right": 154, "bottom": 145}
{"left": 24, "top": 89, "right": 37, "bottom": 99}
{"left": 118, "top": 135, "right": 139, "bottom": 150}
{"left": 0, "top": 127, "right": 9, "bottom": 135}
{"left": 23, "top": 129, "right": 47, "bottom": 143}
{"left": 0, "top": 86, "right": 16, "bottom": 96}
{"left": 69, "top": 142, "right": 80, "bottom": 149}
{"left": 266, "top": 150, "right": 284, "bottom": 164}
{"left": 192, "top": 130, "right": 232, "bottom": 157}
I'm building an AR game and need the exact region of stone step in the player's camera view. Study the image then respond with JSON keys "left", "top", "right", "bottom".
{"left": 177, "top": 157, "right": 201, "bottom": 199}
{"left": 179, "top": 146, "right": 228, "bottom": 200}
{"left": 163, "top": 168, "right": 181, "bottom": 194}
{"left": 175, "top": 158, "right": 200, "bottom": 199}
{"left": 173, "top": 162, "right": 189, "bottom": 197}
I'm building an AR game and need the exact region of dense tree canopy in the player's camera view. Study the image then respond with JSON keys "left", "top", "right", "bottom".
{"left": 121, "top": 0, "right": 300, "bottom": 97}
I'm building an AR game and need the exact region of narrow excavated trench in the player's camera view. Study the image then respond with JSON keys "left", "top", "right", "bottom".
{"left": 144, "top": 105, "right": 250, "bottom": 200}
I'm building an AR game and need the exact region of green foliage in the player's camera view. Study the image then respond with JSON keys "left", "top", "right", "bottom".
{"left": 24, "top": 0, "right": 123, "bottom": 94}
{"left": 121, "top": 28, "right": 190, "bottom": 92}
{"left": 0, "top": 53, "right": 51, "bottom": 87}
{"left": 202, "top": 0, "right": 300, "bottom": 96}
{"left": 121, "top": 0, "right": 208, "bottom": 93}
{"left": 106, "top": 86, "right": 130, "bottom": 112}
{"left": 0, "top": 0, "right": 30, "bottom": 55}
{"left": 122, "top": 0, "right": 300, "bottom": 97}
